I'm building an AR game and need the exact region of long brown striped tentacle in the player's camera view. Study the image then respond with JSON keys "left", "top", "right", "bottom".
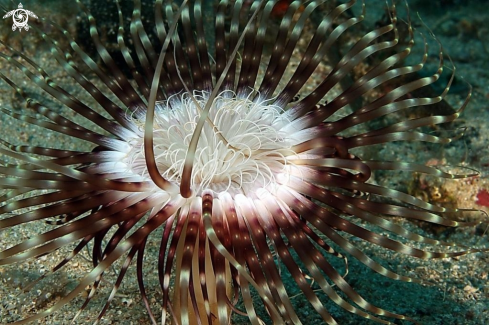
{"left": 286, "top": 5, "right": 406, "bottom": 121}
{"left": 76, "top": 212, "right": 149, "bottom": 324}
{"left": 283, "top": 176, "right": 483, "bottom": 253}
{"left": 141, "top": 0, "right": 190, "bottom": 194}
{"left": 0, "top": 106, "right": 118, "bottom": 148}
{"left": 136, "top": 238, "right": 159, "bottom": 325}
{"left": 0, "top": 193, "right": 152, "bottom": 263}
{"left": 36, "top": 24, "right": 139, "bottom": 133}
{"left": 179, "top": 0, "right": 267, "bottom": 198}
{"left": 221, "top": 194, "right": 262, "bottom": 325}
{"left": 258, "top": 0, "right": 322, "bottom": 101}
{"left": 255, "top": 192, "right": 407, "bottom": 323}
{"left": 232, "top": 194, "right": 305, "bottom": 324}
{"left": 159, "top": 3, "right": 188, "bottom": 94}
{"left": 161, "top": 208, "right": 187, "bottom": 324}
{"left": 193, "top": 0, "right": 213, "bottom": 92}
{"left": 203, "top": 196, "right": 284, "bottom": 323}
{"left": 0, "top": 142, "right": 84, "bottom": 158}
{"left": 175, "top": 198, "right": 202, "bottom": 324}
{"left": 76, "top": 0, "right": 145, "bottom": 108}
{"left": 10, "top": 196, "right": 185, "bottom": 325}
{"left": 180, "top": 2, "right": 205, "bottom": 91}
{"left": 265, "top": 193, "right": 417, "bottom": 324}
{"left": 0, "top": 189, "right": 89, "bottom": 217}
{"left": 0, "top": 147, "right": 153, "bottom": 191}
{"left": 128, "top": 0, "right": 155, "bottom": 81}
{"left": 285, "top": 166, "right": 479, "bottom": 218}
{"left": 273, "top": 0, "right": 361, "bottom": 106}
{"left": 114, "top": 0, "right": 150, "bottom": 102}
{"left": 45, "top": 10, "right": 145, "bottom": 114}
{"left": 132, "top": 0, "right": 158, "bottom": 69}
{"left": 218, "top": 0, "right": 241, "bottom": 91}
{"left": 131, "top": 0, "right": 182, "bottom": 99}
{"left": 0, "top": 70, "right": 88, "bottom": 134}
{"left": 210, "top": 197, "right": 234, "bottom": 325}
{"left": 214, "top": 0, "right": 227, "bottom": 90}
{"left": 0, "top": 71, "right": 121, "bottom": 148}
{"left": 0, "top": 43, "right": 131, "bottom": 139}
{"left": 287, "top": 37, "right": 420, "bottom": 132}
{"left": 235, "top": 0, "right": 275, "bottom": 97}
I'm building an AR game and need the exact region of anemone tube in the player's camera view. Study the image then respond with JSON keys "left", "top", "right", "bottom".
{"left": 0, "top": 0, "right": 486, "bottom": 324}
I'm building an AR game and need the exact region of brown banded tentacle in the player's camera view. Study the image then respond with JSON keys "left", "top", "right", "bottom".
{"left": 284, "top": 173, "right": 480, "bottom": 229}
{"left": 197, "top": 192, "right": 213, "bottom": 324}
{"left": 136, "top": 237, "right": 159, "bottom": 325}
{"left": 132, "top": 0, "right": 158, "bottom": 68}
{"left": 76, "top": 0, "right": 145, "bottom": 107}
{"left": 0, "top": 59, "right": 130, "bottom": 141}
{"left": 31, "top": 22, "right": 140, "bottom": 133}
{"left": 274, "top": 0, "right": 360, "bottom": 106}
{"left": 364, "top": 160, "right": 478, "bottom": 179}
{"left": 0, "top": 106, "right": 116, "bottom": 148}
{"left": 203, "top": 195, "right": 284, "bottom": 323}
{"left": 0, "top": 191, "right": 118, "bottom": 230}
{"left": 128, "top": 0, "right": 156, "bottom": 85}
{"left": 175, "top": 198, "right": 202, "bottom": 324}
{"left": 252, "top": 196, "right": 341, "bottom": 324}
{"left": 259, "top": 191, "right": 415, "bottom": 323}
{"left": 180, "top": 3, "right": 205, "bottom": 91}
{"left": 232, "top": 194, "right": 303, "bottom": 323}
{"left": 281, "top": 185, "right": 484, "bottom": 282}
{"left": 235, "top": 0, "right": 275, "bottom": 97}
{"left": 160, "top": 206, "right": 190, "bottom": 322}
{"left": 0, "top": 193, "right": 152, "bottom": 263}
{"left": 290, "top": 3, "right": 408, "bottom": 121}
{"left": 219, "top": 193, "right": 262, "bottom": 325}
{"left": 290, "top": 136, "right": 349, "bottom": 158}
{"left": 2, "top": 152, "right": 126, "bottom": 172}
{"left": 210, "top": 195, "right": 234, "bottom": 324}
{"left": 333, "top": 194, "right": 477, "bottom": 247}
{"left": 94, "top": 243, "right": 140, "bottom": 324}
{"left": 153, "top": 0, "right": 187, "bottom": 98}
{"left": 288, "top": 8, "right": 398, "bottom": 119}
{"left": 279, "top": 186, "right": 422, "bottom": 283}
{"left": 354, "top": 112, "right": 462, "bottom": 140}
{"left": 0, "top": 141, "right": 82, "bottom": 158}
{"left": 258, "top": 0, "right": 321, "bottom": 101}
{"left": 91, "top": 212, "right": 151, "bottom": 324}
{"left": 143, "top": 1, "right": 189, "bottom": 194}
{"left": 21, "top": 234, "right": 96, "bottom": 295}
{"left": 213, "top": 0, "right": 227, "bottom": 90}
{"left": 180, "top": 0, "right": 267, "bottom": 198}
{"left": 304, "top": 49, "right": 428, "bottom": 134}
{"left": 218, "top": 0, "right": 241, "bottom": 90}
{"left": 113, "top": 0, "right": 151, "bottom": 102}
{"left": 284, "top": 167, "right": 478, "bottom": 216}
{"left": 287, "top": 157, "right": 371, "bottom": 182}
{"left": 193, "top": 0, "right": 213, "bottom": 92}
{"left": 163, "top": 3, "right": 193, "bottom": 92}
{"left": 10, "top": 196, "right": 184, "bottom": 324}
{"left": 0, "top": 147, "right": 153, "bottom": 192}
{"left": 0, "top": 190, "right": 89, "bottom": 217}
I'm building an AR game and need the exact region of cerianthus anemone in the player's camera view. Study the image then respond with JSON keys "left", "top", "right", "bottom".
{"left": 0, "top": 0, "right": 487, "bottom": 324}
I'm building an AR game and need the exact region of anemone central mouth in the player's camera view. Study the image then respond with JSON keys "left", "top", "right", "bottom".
{"left": 126, "top": 90, "right": 293, "bottom": 196}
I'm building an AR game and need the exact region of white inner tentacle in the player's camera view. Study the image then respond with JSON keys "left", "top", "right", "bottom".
{"left": 124, "top": 90, "right": 296, "bottom": 197}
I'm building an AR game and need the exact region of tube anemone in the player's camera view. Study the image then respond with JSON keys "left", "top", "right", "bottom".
{"left": 0, "top": 0, "right": 486, "bottom": 324}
